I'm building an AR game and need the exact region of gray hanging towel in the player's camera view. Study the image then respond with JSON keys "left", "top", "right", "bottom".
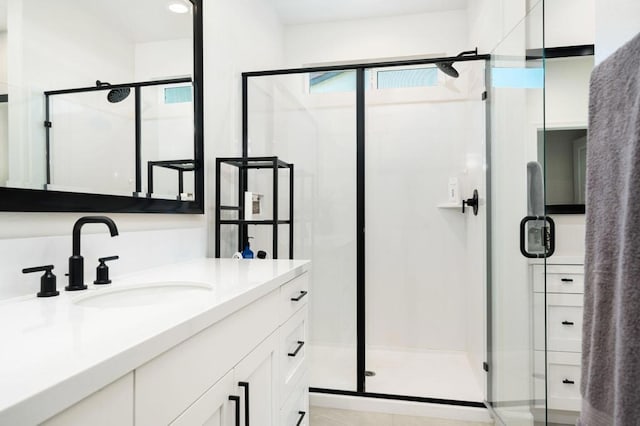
{"left": 579, "top": 32, "right": 640, "bottom": 426}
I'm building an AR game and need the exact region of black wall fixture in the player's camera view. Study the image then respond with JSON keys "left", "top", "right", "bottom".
{"left": 0, "top": 0, "right": 204, "bottom": 214}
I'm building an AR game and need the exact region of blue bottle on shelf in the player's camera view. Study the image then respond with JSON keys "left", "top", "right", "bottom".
{"left": 242, "top": 241, "right": 254, "bottom": 259}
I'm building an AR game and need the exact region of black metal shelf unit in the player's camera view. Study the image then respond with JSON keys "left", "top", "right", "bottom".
{"left": 215, "top": 156, "right": 294, "bottom": 259}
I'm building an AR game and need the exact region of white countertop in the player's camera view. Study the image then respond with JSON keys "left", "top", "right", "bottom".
{"left": 0, "top": 258, "right": 310, "bottom": 425}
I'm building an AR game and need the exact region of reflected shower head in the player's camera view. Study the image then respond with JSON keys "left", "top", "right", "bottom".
{"left": 435, "top": 62, "right": 459, "bottom": 78}
{"left": 435, "top": 48, "right": 478, "bottom": 79}
{"left": 96, "top": 80, "right": 131, "bottom": 103}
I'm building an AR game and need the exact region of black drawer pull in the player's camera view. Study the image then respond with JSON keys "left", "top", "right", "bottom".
{"left": 562, "top": 321, "right": 575, "bottom": 326}
{"left": 238, "top": 382, "right": 250, "bottom": 426}
{"left": 291, "top": 291, "right": 308, "bottom": 302}
{"left": 561, "top": 278, "right": 574, "bottom": 283}
{"left": 288, "top": 341, "right": 305, "bottom": 357}
{"left": 296, "top": 411, "right": 306, "bottom": 426}
{"left": 228, "top": 395, "right": 240, "bottom": 426}
{"left": 563, "top": 379, "right": 575, "bottom": 384}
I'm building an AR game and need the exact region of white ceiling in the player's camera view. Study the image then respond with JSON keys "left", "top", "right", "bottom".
{"left": 271, "top": 0, "right": 469, "bottom": 25}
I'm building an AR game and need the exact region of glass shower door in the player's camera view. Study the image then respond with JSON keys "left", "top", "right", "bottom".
{"left": 363, "top": 60, "right": 488, "bottom": 403}
{"left": 488, "top": 2, "right": 548, "bottom": 424}
{"left": 244, "top": 71, "right": 359, "bottom": 391}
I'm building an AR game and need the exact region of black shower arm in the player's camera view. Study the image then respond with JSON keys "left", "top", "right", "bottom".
{"left": 457, "top": 48, "right": 479, "bottom": 57}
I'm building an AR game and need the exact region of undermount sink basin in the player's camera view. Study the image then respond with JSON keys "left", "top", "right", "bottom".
{"left": 73, "top": 281, "right": 213, "bottom": 308}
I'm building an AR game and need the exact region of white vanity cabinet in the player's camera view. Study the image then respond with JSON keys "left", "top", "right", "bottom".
{"left": 135, "top": 272, "right": 309, "bottom": 426}
{"left": 35, "top": 268, "right": 310, "bottom": 426}
{"left": 532, "top": 260, "right": 584, "bottom": 418}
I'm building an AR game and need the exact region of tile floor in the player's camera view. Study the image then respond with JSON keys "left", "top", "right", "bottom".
{"left": 310, "top": 407, "right": 493, "bottom": 426}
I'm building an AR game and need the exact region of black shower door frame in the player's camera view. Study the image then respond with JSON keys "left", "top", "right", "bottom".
{"left": 241, "top": 53, "right": 491, "bottom": 408}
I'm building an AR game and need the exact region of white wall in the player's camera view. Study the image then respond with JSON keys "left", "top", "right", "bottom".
{"left": 468, "top": 0, "right": 527, "bottom": 54}
{"left": 545, "top": 0, "right": 595, "bottom": 47}
{"left": 595, "top": 0, "right": 640, "bottom": 63}
{"left": 284, "top": 10, "right": 470, "bottom": 67}
{"left": 203, "top": 0, "right": 285, "bottom": 256}
{"left": 0, "top": 0, "right": 285, "bottom": 301}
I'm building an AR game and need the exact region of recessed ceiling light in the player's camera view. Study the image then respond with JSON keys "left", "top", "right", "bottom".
{"left": 168, "top": 2, "right": 190, "bottom": 14}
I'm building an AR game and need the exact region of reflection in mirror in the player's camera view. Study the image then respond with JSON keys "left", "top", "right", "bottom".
{"left": 0, "top": 0, "right": 197, "bottom": 202}
{"left": 538, "top": 128, "right": 587, "bottom": 205}
{"left": 540, "top": 52, "right": 594, "bottom": 214}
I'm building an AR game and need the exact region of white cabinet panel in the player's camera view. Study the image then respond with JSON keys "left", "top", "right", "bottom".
{"left": 280, "top": 306, "right": 308, "bottom": 401}
{"left": 532, "top": 264, "right": 584, "bottom": 294}
{"left": 547, "top": 351, "right": 581, "bottom": 411}
{"left": 280, "top": 273, "right": 309, "bottom": 323}
{"left": 280, "top": 374, "right": 309, "bottom": 426}
{"left": 171, "top": 370, "right": 235, "bottom": 426}
{"left": 135, "top": 289, "right": 280, "bottom": 426}
{"left": 234, "top": 332, "right": 280, "bottom": 426}
{"left": 547, "top": 293, "right": 583, "bottom": 353}
{"left": 41, "top": 373, "right": 133, "bottom": 426}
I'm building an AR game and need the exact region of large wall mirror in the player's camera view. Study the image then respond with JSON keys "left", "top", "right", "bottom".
{"left": 0, "top": 0, "right": 203, "bottom": 213}
{"left": 535, "top": 45, "right": 594, "bottom": 214}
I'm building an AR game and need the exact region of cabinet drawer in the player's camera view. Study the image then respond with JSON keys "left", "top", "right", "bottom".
{"left": 280, "top": 273, "right": 309, "bottom": 323}
{"left": 135, "top": 289, "right": 280, "bottom": 426}
{"left": 533, "top": 265, "right": 584, "bottom": 294}
{"left": 547, "top": 294, "right": 583, "bottom": 353}
{"left": 547, "top": 352, "right": 581, "bottom": 411}
{"left": 280, "top": 374, "right": 309, "bottom": 426}
{"left": 280, "top": 306, "right": 308, "bottom": 402}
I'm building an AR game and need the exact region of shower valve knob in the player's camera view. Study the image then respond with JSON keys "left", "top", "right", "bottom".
{"left": 462, "top": 189, "right": 479, "bottom": 216}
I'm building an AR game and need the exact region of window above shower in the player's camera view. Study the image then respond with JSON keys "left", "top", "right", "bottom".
{"left": 309, "top": 66, "right": 440, "bottom": 93}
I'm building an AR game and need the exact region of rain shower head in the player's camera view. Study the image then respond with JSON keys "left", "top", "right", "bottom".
{"left": 96, "top": 80, "right": 131, "bottom": 103}
{"left": 435, "top": 62, "right": 459, "bottom": 78}
{"left": 435, "top": 48, "right": 478, "bottom": 79}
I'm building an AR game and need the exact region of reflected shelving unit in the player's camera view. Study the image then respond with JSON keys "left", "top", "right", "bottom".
{"left": 215, "top": 156, "right": 294, "bottom": 259}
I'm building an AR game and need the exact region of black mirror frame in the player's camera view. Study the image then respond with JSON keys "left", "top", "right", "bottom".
{"left": 0, "top": 0, "right": 204, "bottom": 214}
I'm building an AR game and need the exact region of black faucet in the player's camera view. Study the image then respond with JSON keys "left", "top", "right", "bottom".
{"left": 67, "top": 216, "right": 119, "bottom": 291}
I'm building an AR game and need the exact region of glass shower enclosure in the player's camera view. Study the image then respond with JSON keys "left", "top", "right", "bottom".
{"left": 229, "top": 3, "right": 550, "bottom": 421}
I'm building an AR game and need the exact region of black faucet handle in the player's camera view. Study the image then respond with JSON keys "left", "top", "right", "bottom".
{"left": 22, "top": 265, "right": 59, "bottom": 298}
{"left": 22, "top": 264, "right": 54, "bottom": 274}
{"left": 94, "top": 255, "right": 119, "bottom": 285}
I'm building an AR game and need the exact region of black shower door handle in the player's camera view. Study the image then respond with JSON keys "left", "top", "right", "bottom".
{"left": 519, "top": 215, "right": 555, "bottom": 258}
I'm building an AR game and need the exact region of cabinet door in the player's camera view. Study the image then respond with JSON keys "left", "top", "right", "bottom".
{"left": 171, "top": 370, "right": 237, "bottom": 426}
{"left": 234, "top": 332, "right": 280, "bottom": 426}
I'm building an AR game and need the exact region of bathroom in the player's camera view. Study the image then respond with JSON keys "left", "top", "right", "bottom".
{"left": 0, "top": 0, "right": 638, "bottom": 425}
